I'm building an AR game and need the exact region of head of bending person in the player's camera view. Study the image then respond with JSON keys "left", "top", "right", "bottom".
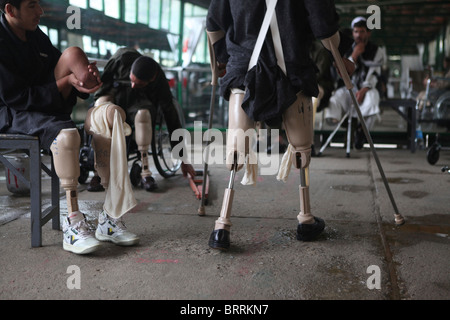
{"left": 129, "top": 56, "right": 159, "bottom": 89}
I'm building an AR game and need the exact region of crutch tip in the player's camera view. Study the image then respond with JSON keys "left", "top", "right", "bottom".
{"left": 394, "top": 215, "right": 405, "bottom": 226}
{"left": 198, "top": 206, "right": 206, "bottom": 216}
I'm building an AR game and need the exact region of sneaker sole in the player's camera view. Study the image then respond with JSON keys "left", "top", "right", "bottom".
{"left": 95, "top": 230, "right": 140, "bottom": 246}
{"left": 63, "top": 242, "right": 101, "bottom": 255}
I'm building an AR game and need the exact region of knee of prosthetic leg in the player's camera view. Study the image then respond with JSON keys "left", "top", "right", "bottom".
{"left": 226, "top": 150, "right": 246, "bottom": 172}
{"left": 106, "top": 104, "right": 126, "bottom": 129}
{"left": 292, "top": 148, "right": 311, "bottom": 170}
{"left": 84, "top": 103, "right": 126, "bottom": 134}
{"left": 225, "top": 129, "right": 255, "bottom": 172}
{"left": 134, "top": 109, "right": 152, "bottom": 152}
{"left": 51, "top": 128, "right": 81, "bottom": 190}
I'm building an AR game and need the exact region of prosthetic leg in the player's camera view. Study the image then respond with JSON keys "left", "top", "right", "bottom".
{"left": 134, "top": 109, "right": 157, "bottom": 191}
{"left": 51, "top": 128, "right": 82, "bottom": 220}
{"left": 52, "top": 128, "right": 102, "bottom": 254}
{"left": 85, "top": 103, "right": 140, "bottom": 246}
{"left": 282, "top": 93, "right": 325, "bottom": 240}
{"left": 208, "top": 89, "right": 255, "bottom": 250}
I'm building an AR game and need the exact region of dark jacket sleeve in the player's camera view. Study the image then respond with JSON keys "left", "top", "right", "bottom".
{"left": 304, "top": 0, "right": 352, "bottom": 56}
{"left": 0, "top": 53, "right": 64, "bottom": 114}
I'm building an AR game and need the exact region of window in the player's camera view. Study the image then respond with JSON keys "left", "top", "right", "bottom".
{"left": 104, "top": 0, "right": 120, "bottom": 19}
{"left": 149, "top": 0, "right": 161, "bottom": 29}
{"left": 160, "top": 0, "right": 170, "bottom": 30}
{"left": 69, "top": 0, "right": 87, "bottom": 8}
{"left": 89, "top": 0, "right": 103, "bottom": 11}
{"left": 170, "top": 0, "right": 181, "bottom": 34}
{"left": 137, "top": 0, "right": 149, "bottom": 25}
{"left": 125, "top": 0, "right": 137, "bottom": 23}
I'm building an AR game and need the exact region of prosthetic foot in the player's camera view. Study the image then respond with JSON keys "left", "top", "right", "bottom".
{"left": 295, "top": 164, "right": 325, "bottom": 241}
{"left": 282, "top": 93, "right": 325, "bottom": 241}
{"left": 209, "top": 90, "right": 255, "bottom": 250}
{"left": 209, "top": 156, "right": 237, "bottom": 250}
{"left": 135, "top": 109, "right": 157, "bottom": 191}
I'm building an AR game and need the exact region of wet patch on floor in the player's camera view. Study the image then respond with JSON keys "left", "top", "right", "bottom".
{"left": 402, "top": 190, "right": 429, "bottom": 199}
{"left": 330, "top": 211, "right": 361, "bottom": 220}
{"left": 330, "top": 185, "right": 373, "bottom": 193}
{"left": 326, "top": 170, "right": 368, "bottom": 175}
{"left": 389, "top": 161, "right": 411, "bottom": 165}
{"left": 395, "top": 169, "right": 436, "bottom": 174}
{"left": 384, "top": 215, "right": 450, "bottom": 247}
{"left": 385, "top": 177, "right": 423, "bottom": 184}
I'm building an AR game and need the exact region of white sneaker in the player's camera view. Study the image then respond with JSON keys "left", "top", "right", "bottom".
{"left": 95, "top": 211, "right": 140, "bottom": 246}
{"left": 63, "top": 214, "right": 102, "bottom": 254}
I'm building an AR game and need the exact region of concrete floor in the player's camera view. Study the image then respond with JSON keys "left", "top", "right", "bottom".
{"left": 0, "top": 107, "right": 449, "bottom": 303}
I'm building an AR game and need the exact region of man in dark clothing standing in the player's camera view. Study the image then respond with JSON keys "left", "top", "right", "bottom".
{"left": 206, "top": 0, "right": 355, "bottom": 249}
{"left": 87, "top": 47, "right": 195, "bottom": 192}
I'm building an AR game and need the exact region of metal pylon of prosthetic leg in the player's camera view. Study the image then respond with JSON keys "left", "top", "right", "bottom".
{"left": 215, "top": 154, "right": 237, "bottom": 229}
{"left": 299, "top": 166, "right": 310, "bottom": 221}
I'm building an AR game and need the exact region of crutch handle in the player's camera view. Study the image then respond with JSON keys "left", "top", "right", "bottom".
{"left": 321, "top": 34, "right": 354, "bottom": 90}
{"left": 207, "top": 30, "right": 224, "bottom": 86}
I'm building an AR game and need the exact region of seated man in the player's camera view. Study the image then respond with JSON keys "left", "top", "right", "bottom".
{"left": 88, "top": 47, "right": 196, "bottom": 192}
{"left": 324, "top": 16, "right": 385, "bottom": 149}
{"left": 0, "top": 0, "right": 138, "bottom": 255}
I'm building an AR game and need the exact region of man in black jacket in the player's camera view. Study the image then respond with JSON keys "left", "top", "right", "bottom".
{"left": 0, "top": 0, "right": 140, "bottom": 255}
{"left": 206, "top": 0, "right": 355, "bottom": 249}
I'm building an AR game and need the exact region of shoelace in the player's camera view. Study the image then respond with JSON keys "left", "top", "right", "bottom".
{"left": 108, "top": 216, "right": 128, "bottom": 233}
{"left": 71, "top": 219, "right": 94, "bottom": 240}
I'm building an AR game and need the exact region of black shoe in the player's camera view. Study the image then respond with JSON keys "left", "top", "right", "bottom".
{"left": 296, "top": 217, "right": 325, "bottom": 241}
{"left": 87, "top": 175, "right": 105, "bottom": 192}
{"left": 209, "top": 229, "right": 230, "bottom": 250}
{"left": 141, "top": 176, "right": 157, "bottom": 192}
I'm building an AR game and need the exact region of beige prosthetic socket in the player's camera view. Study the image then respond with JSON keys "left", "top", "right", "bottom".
{"left": 282, "top": 93, "right": 315, "bottom": 224}
{"left": 85, "top": 103, "right": 127, "bottom": 189}
{"left": 50, "top": 128, "right": 81, "bottom": 214}
{"left": 226, "top": 89, "right": 256, "bottom": 171}
{"left": 134, "top": 109, "right": 153, "bottom": 178}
